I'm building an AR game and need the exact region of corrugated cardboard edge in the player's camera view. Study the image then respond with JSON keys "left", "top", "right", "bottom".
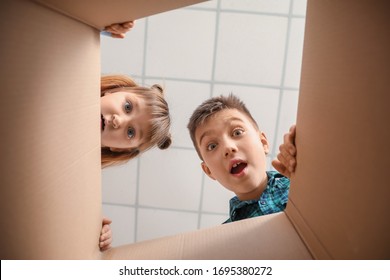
{"left": 0, "top": 0, "right": 102, "bottom": 259}
{"left": 285, "top": 203, "right": 330, "bottom": 259}
{"left": 102, "top": 212, "right": 313, "bottom": 260}
{"left": 285, "top": 0, "right": 390, "bottom": 259}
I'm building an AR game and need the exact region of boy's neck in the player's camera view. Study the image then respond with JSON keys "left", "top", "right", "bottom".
{"left": 235, "top": 173, "right": 268, "bottom": 201}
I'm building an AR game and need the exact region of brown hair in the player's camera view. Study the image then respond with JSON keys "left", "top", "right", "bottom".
{"left": 187, "top": 94, "right": 259, "bottom": 160}
{"left": 101, "top": 75, "right": 172, "bottom": 168}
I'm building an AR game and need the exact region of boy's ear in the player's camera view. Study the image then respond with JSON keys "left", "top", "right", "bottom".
{"left": 201, "top": 162, "right": 216, "bottom": 180}
{"left": 259, "top": 131, "right": 270, "bottom": 154}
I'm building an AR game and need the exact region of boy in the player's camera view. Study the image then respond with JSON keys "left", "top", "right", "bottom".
{"left": 187, "top": 94, "right": 296, "bottom": 223}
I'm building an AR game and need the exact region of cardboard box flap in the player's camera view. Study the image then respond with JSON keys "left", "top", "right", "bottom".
{"left": 35, "top": 0, "right": 207, "bottom": 30}
{"left": 0, "top": 0, "right": 102, "bottom": 259}
{"left": 286, "top": 0, "right": 390, "bottom": 259}
{"left": 102, "top": 213, "right": 312, "bottom": 260}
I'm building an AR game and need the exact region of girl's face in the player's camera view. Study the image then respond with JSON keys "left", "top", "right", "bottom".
{"left": 100, "top": 91, "right": 151, "bottom": 152}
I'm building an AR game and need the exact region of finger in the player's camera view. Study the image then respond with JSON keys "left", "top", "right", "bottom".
{"left": 101, "top": 225, "right": 111, "bottom": 236}
{"left": 283, "top": 133, "right": 296, "bottom": 156}
{"left": 289, "top": 124, "right": 296, "bottom": 135}
{"left": 276, "top": 151, "right": 292, "bottom": 172}
{"left": 276, "top": 148, "right": 296, "bottom": 173}
{"left": 122, "top": 21, "right": 135, "bottom": 28}
{"left": 272, "top": 159, "right": 290, "bottom": 178}
{"left": 99, "top": 236, "right": 113, "bottom": 248}
{"left": 100, "top": 244, "right": 112, "bottom": 251}
{"left": 111, "top": 33, "right": 125, "bottom": 39}
{"left": 102, "top": 217, "right": 112, "bottom": 225}
{"left": 99, "top": 236, "right": 111, "bottom": 246}
{"left": 103, "top": 26, "right": 125, "bottom": 38}
{"left": 110, "top": 24, "right": 131, "bottom": 34}
{"left": 100, "top": 231, "right": 111, "bottom": 242}
{"left": 288, "top": 124, "right": 296, "bottom": 146}
{"left": 279, "top": 151, "right": 296, "bottom": 172}
{"left": 278, "top": 144, "right": 293, "bottom": 165}
{"left": 103, "top": 26, "right": 115, "bottom": 33}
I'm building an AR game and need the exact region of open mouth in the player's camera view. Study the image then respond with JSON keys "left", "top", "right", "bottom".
{"left": 101, "top": 114, "right": 105, "bottom": 131}
{"left": 230, "top": 161, "right": 247, "bottom": 175}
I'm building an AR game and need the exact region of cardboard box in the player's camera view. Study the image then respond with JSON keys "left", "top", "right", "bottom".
{"left": 0, "top": 0, "right": 389, "bottom": 260}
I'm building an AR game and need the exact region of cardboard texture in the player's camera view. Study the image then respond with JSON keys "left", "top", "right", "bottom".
{"left": 103, "top": 213, "right": 311, "bottom": 260}
{"left": 35, "top": 0, "right": 204, "bottom": 30}
{"left": 0, "top": 0, "right": 388, "bottom": 260}
{"left": 286, "top": 0, "right": 390, "bottom": 259}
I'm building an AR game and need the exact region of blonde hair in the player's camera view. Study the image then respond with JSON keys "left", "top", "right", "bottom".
{"left": 101, "top": 75, "right": 172, "bottom": 168}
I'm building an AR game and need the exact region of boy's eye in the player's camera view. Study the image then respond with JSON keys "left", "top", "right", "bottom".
{"left": 207, "top": 143, "right": 217, "bottom": 151}
{"left": 124, "top": 101, "right": 133, "bottom": 113}
{"left": 127, "top": 127, "right": 135, "bottom": 139}
{"left": 233, "top": 129, "right": 244, "bottom": 136}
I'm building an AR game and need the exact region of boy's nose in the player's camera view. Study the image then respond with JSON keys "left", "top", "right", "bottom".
{"left": 224, "top": 142, "right": 237, "bottom": 158}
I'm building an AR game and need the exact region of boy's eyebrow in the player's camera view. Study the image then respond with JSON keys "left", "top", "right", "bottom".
{"left": 199, "top": 130, "right": 212, "bottom": 146}
{"left": 198, "top": 116, "right": 245, "bottom": 145}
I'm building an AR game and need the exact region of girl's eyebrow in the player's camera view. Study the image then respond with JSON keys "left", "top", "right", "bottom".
{"left": 133, "top": 99, "right": 144, "bottom": 141}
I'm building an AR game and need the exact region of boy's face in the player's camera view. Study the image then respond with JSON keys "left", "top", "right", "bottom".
{"left": 100, "top": 91, "right": 151, "bottom": 152}
{"left": 195, "top": 109, "right": 269, "bottom": 201}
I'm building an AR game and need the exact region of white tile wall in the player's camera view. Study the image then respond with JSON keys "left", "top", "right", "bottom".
{"left": 215, "top": 13, "right": 288, "bottom": 86}
{"left": 102, "top": 160, "right": 137, "bottom": 205}
{"left": 284, "top": 17, "right": 306, "bottom": 88}
{"left": 145, "top": 9, "right": 216, "bottom": 80}
{"left": 101, "top": 0, "right": 307, "bottom": 247}
{"left": 101, "top": 20, "right": 146, "bottom": 76}
{"left": 220, "top": 0, "right": 290, "bottom": 14}
{"left": 139, "top": 148, "right": 203, "bottom": 211}
{"left": 145, "top": 79, "right": 211, "bottom": 148}
{"left": 137, "top": 208, "right": 199, "bottom": 242}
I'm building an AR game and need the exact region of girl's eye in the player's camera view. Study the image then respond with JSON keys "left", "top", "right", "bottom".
{"left": 124, "top": 101, "right": 133, "bottom": 113}
{"left": 127, "top": 127, "right": 136, "bottom": 139}
{"left": 233, "top": 129, "right": 244, "bottom": 137}
{"left": 207, "top": 143, "right": 217, "bottom": 151}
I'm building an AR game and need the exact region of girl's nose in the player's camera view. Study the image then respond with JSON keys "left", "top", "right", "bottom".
{"left": 111, "top": 114, "right": 121, "bottom": 129}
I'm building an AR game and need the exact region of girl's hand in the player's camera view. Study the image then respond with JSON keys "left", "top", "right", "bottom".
{"left": 99, "top": 216, "right": 113, "bottom": 251}
{"left": 104, "top": 20, "right": 135, "bottom": 39}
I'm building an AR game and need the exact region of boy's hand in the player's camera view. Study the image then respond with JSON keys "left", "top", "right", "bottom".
{"left": 99, "top": 217, "right": 113, "bottom": 251}
{"left": 103, "top": 20, "right": 135, "bottom": 38}
{"left": 272, "top": 125, "right": 297, "bottom": 178}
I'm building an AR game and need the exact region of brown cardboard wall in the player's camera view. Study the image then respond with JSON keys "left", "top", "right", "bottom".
{"left": 36, "top": 0, "right": 205, "bottom": 29}
{"left": 0, "top": 0, "right": 102, "bottom": 259}
{"left": 2, "top": 0, "right": 388, "bottom": 260}
{"left": 103, "top": 212, "right": 312, "bottom": 260}
{"left": 286, "top": 0, "right": 390, "bottom": 259}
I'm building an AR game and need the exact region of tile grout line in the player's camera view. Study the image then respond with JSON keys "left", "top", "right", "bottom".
{"left": 129, "top": 74, "right": 300, "bottom": 91}
{"left": 102, "top": 202, "right": 229, "bottom": 217}
{"left": 271, "top": 0, "right": 295, "bottom": 158}
{"left": 196, "top": 0, "right": 222, "bottom": 230}
{"left": 133, "top": 17, "right": 150, "bottom": 243}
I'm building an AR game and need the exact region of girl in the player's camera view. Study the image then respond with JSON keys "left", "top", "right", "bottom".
{"left": 98, "top": 74, "right": 172, "bottom": 250}
{"left": 100, "top": 74, "right": 172, "bottom": 168}
{"left": 99, "top": 20, "right": 172, "bottom": 251}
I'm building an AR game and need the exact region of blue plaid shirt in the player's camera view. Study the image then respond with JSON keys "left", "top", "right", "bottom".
{"left": 224, "top": 171, "right": 290, "bottom": 224}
